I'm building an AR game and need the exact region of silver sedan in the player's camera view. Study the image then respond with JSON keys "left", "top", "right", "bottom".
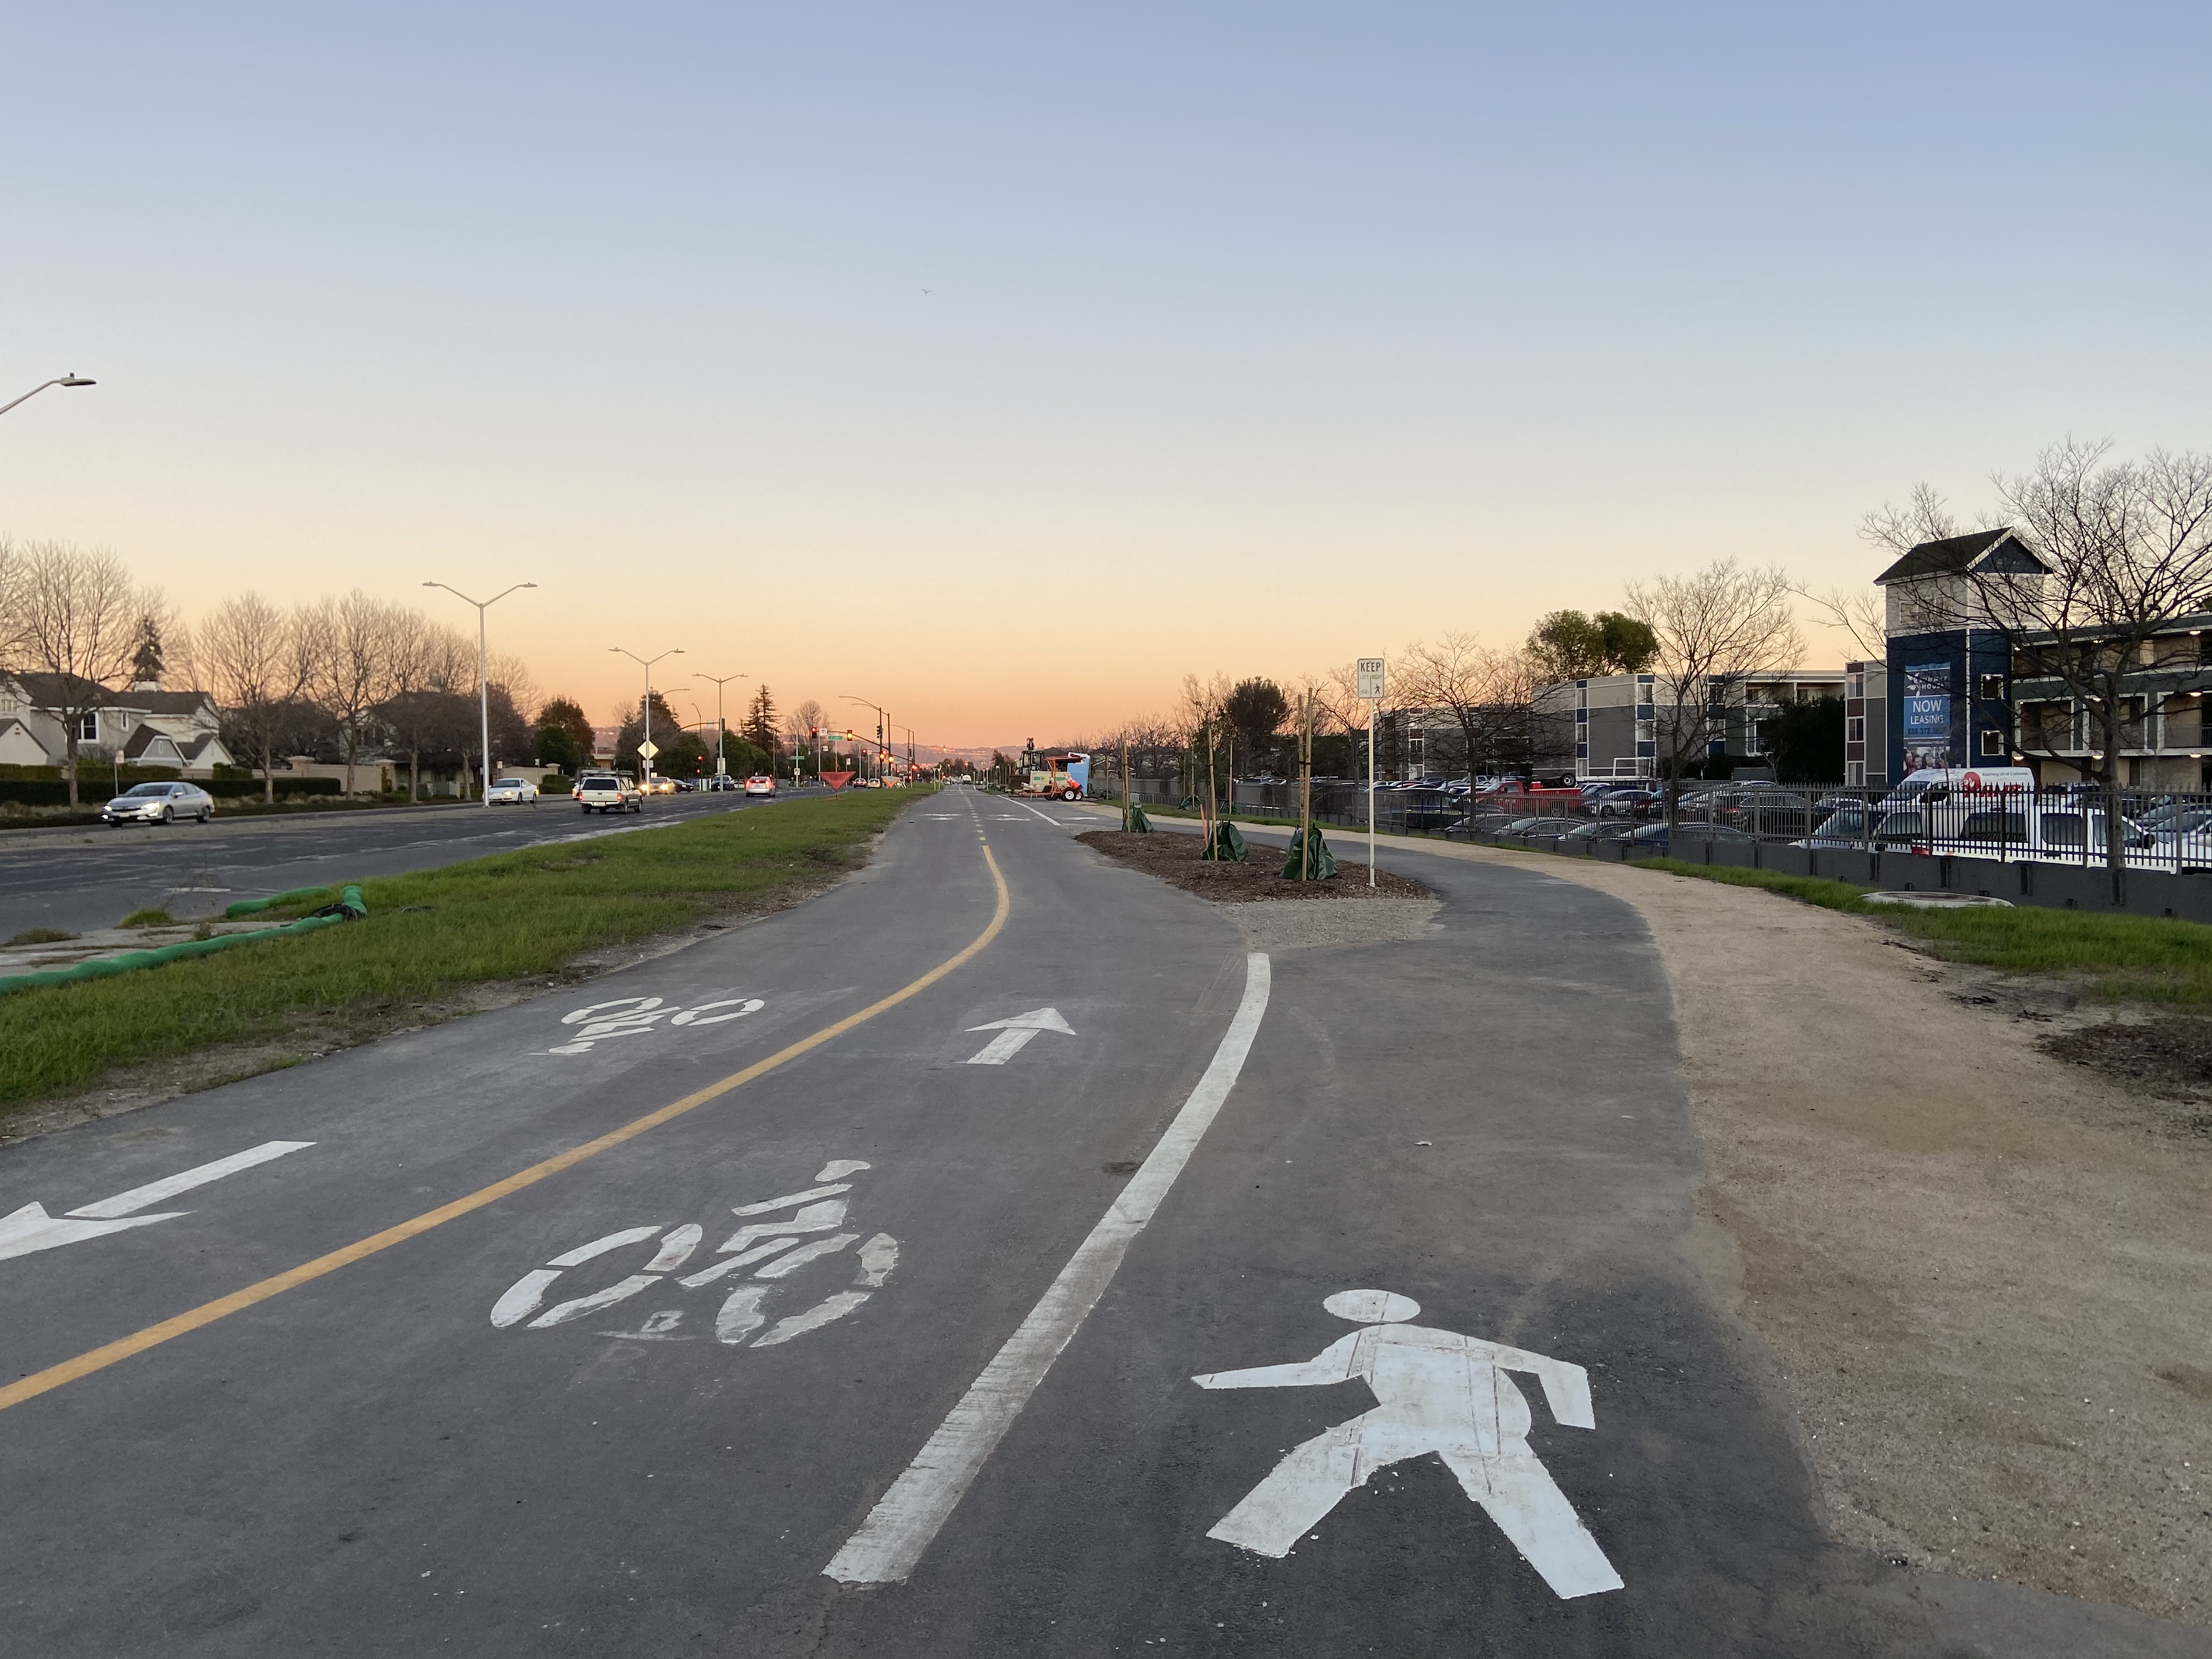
{"left": 101, "top": 780, "right": 215, "bottom": 825}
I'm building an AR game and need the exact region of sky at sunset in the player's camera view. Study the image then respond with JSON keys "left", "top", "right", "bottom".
{"left": 4, "top": 4, "right": 2209, "bottom": 749}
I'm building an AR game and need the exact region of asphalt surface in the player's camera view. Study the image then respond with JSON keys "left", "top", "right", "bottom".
{"left": 1, "top": 792, "right": 2204, "bottom": 1657}
{"left": 0, "top": 789, "right": 801, "bottom": 939}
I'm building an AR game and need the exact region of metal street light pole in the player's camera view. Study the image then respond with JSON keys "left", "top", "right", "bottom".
{"left": 840, "top": 695, "right": 887, "bottom": 785}
{"left": 423, "top": 580, "right": 538, "bottom": 806}
{"left": 0, "top": 373, "right": 95, "bottom": 418}
{"left": 611, "top": 647, "right": 684, "bottom": 790}
{"left": 697, "top": 673, "right": 747, "bottom": 781}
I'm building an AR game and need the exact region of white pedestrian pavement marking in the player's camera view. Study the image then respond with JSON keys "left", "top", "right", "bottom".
{"left": 963, "top": 1006, "right": 1076, "bottom": 1065}
{"left": 825, "top": 952, "right": 1273, "bottom": 1585}
{"left": 1192, "top": 1290, "right": 1623, "bottom": 1599}
{"left": 487, "top": 1160, "right": 899, "bottom": 1349}
{"left": 0, "top": 1141, "right": 314, "bottom": 1263}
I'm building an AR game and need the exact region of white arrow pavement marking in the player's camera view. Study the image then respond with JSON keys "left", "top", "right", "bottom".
{"left": 0, "top": 1204, "right": 189, "bottom": 1264}
{"left": 825, "top": 953, "right": 1272, "bottom": 1585}
{"left": 962, "top": 1006, "right": 1076, "bottom": 1065}
{"left": 0, "top": 1140, "right": 314, "bottom": 1263}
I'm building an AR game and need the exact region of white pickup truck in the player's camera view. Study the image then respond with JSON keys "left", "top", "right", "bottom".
{"left": 575, "top": 772, "right": 643, "bottom": 814}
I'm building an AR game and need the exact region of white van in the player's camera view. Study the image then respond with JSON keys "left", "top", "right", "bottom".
{"left": 1877, "top": 767, "right": 2036, "bottom": 810}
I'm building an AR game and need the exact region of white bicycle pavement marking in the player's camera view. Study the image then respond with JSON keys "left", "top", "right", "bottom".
{"left": 0, "top": 1141, "right": 315, "bottom": 1264}
{"left": 825, "top": 952, "right": 1273, "bottom": 1585}
{"left": 1192, "top": 1289, "right": 1623, "bottom": 1599}
{"left": 544, "top": 994, "right": 767, "bottom": 1054}
{"left": 487, "top": 1160, "right": 900, "bottom": 1350}
{"left": 962, "top": 1006, "right": 1076, "bottom": 1065}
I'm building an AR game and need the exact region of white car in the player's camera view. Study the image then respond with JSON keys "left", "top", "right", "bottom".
{"left": 102, "top": 780, "right": 215, "bottom": 825}
{"left": 575, "top": 773, "right": 643, "bottom": 814}
{"left": 486, "top": 777, "right": 539, "bottom": 805}
{"left": 743, "top": 774, "right": 776, "bottom": 797}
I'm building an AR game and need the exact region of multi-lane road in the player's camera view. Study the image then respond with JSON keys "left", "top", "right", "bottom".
{"left": 0, "top": 793, "right": 2202, "bottom": 1656}
{"left": 0, "top": 790, "right": 797, "bottom": 940}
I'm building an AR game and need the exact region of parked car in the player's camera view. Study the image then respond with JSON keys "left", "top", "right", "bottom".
{"left": 575, "top": 772, "right": 644, "bottom": 814}
{"left": 743, "top": 774, "right": 777, "bottom": 797}
{"left": 1594, "top": 788, "right": 1662, "bottom": 820}
{"left": 1625, "top": 820, "right": 1756, "bottom": 854}
{"left": 102, "top": 780, "right": 215, "bottom": 826}
{"left": 486, "top": 776, "right": 539, "bottom": 805}
{"left": 1560, "top": 819, "right": 1635, "bottom": 844}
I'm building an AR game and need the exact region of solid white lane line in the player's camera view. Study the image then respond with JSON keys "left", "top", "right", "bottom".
{"left": 824, "top": 952, "right": 1274, "bottom": 1585}
{"left": 65, "top": 1141, "right": 315, "bottom": 1220}
{"left": 1011, "top": 800, "right": 1061, "bottom": 824}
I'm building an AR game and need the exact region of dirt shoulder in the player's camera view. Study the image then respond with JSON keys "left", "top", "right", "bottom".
{"left": 1404, "top": 838, "right": 2212, "bottom": 1626}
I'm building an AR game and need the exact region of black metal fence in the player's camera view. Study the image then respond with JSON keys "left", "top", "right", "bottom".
{"left": 1102, "top": 777, "right": 2212, "bottom": 877}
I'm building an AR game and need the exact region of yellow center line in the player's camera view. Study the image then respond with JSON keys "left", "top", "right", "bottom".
{"left": 0, "top": 840, "right": 1012, "bottom": 1415}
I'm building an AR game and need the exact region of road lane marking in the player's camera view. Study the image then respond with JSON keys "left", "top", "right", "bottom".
{"left": 962, "top": 1006, "right": 1075, "bottom": 1065}
{"left": 0, "top": 842, "right": 1011, "bottom": 1417}
{"left": 824, "top": 951, "right": 1273, "bottom": 1585}
{"left": 1192, "top": 1290, "right": 1623, "bottom": 1598}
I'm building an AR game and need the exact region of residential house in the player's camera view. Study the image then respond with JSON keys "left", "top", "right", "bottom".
{"left": 0, "top": 673, "right": 233, "bottom": 776}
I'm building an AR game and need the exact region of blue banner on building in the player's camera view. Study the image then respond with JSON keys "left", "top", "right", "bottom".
{"left": 1901, "top": 662, "right": 1952, "bottom": 769}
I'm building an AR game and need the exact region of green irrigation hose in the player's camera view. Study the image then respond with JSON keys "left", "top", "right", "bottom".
{"left": 223, "top": 885, "right": 335, "bottom": 918}
{"left": 0, "top": 885, "right": 366, "bottom": 997}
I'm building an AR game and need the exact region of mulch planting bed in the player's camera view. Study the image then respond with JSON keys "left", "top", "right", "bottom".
{"left": 2041, "top": 1016, "right": 2212, "bottom": 1135}
{"left": 1075, "top": 829, "right": 1432, "bottom": 904}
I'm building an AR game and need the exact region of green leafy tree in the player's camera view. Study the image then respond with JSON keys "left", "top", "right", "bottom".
{"left": 1759, "top": 696, "right": 1845, "bottom": 783}
{"left": 1223, "top": 678, "right": 1289, "bottom": 772}
{"left": 1526, "top": 610, "right": 1660, "bottom": 680}
{"left": 615, "top": 691, "right": 686, "bottom": 774}
{"left": 534, "top": 696, "right": 594, "bottom": 772}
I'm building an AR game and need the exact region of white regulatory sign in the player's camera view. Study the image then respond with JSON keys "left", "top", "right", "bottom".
{"left": 1355, "top": 658, "right": 1386, "bottom": 701}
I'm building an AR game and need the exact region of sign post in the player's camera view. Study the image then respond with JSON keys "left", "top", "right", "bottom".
{"left": 1356, "top": 658, "right": 1386, "bottom": 888}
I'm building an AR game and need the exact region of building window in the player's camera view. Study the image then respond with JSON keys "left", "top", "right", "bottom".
{"left": 1847, "top": 716, "right": 1865, "bottom": 743}
{"left": 1846, "top": 760, "right": 1864, "bottom": 787}
{"left": 1847, "top": 672, "right": 1864, "bottom": 699}
{"left": 1978, "top": 675, "right": 2006, "bottom": 703}
{"left": 76, "top": 712, "right": 99, "bottom": 741}
{"left": 1979, "top": 728, "right": 2004, "bottom": 758}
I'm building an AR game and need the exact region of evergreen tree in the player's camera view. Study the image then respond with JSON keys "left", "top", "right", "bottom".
{"left": 742, "top": 683, "right": 781, "bottom": 759}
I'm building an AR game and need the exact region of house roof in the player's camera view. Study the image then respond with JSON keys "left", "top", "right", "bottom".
{"left": 3, "top": 672, "right": 216, "bottom": 716}
{"left": 179, "top": 733, "right": 230, "bottom": 763}
{"left": 1874, "top": 528, "right": 2052, "bottom": 585}
{"left": 121, "top": 724, "right": 184, "bottom": 761}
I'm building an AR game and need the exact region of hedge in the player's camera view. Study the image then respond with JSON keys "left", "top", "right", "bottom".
{"left": 0, "top": 777, "right": 341, "bottom": 806}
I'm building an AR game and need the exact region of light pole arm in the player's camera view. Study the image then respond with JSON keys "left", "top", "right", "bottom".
{"left": 0, "top": 376, "right": 93, "bottom": 419}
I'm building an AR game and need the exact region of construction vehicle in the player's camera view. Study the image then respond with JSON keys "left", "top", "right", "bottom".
{"left": 1019, "top": 746, "right": 1091, "bottom": 800}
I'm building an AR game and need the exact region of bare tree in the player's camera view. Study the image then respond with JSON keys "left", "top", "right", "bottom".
{"left": 16, "top": 541, "right": 144, "bottom": 804}
{"left": 487, "top": 652, "right": 538, "bottom": 726}
{"left": 1623, "top": 561, "right": 1803, "bottom": 825}
{"left": 0, "top": 537, "right": 30, "bottom": 669}
{"left": 198, "top": 594, "right": 317, "bottom": 803}
{"left": 301, "top": 591, "right": 403, "bottom": 796}
{"left": 379, "top": 617, "right": 473, "bottom": 801}
{"left": 1395, "top": 635, "right": 1542, "bottom": 781}
{"left": 1877, "top": 440, "right": 2212, "bottom": 899}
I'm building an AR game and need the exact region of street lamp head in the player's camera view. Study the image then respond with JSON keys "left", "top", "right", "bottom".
{"left": 60, "top": 375, "right": 94, "bottom": 388}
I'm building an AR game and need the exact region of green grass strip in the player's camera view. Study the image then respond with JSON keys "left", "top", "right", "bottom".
{"left": 0, "top": 793, "right": 911, "bottom": 1111}
{"left": 1632, "top": 855, "right": 2212, "bottom": 1006}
